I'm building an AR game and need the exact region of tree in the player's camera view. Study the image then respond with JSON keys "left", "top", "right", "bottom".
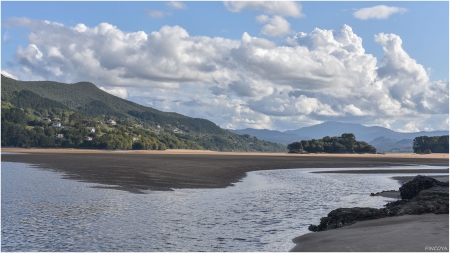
{"left": 413, "top": 135, "right": 449, "bottom": 153}
{"left": 287, "top": 142, "right": 303, "bottom": 152}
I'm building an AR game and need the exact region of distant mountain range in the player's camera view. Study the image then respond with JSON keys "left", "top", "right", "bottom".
{"left": 368, "top": 137, "right": 414, "bottom": 153}
{"left": 229, "top": 121, "right": 448, "bottom": 152}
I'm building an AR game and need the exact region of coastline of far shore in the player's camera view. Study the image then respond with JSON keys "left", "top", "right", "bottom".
{"left": 2, "top": 147, "right": 449, "bottom": 159}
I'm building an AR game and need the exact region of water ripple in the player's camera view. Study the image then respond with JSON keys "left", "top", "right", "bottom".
{"left": 2, "top": 162, "right": 446, "bottom": 251}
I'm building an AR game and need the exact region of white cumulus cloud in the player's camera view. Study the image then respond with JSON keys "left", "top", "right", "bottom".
{"left": 353, "top": 5, "right": 407, "bottom": 20}
{"left": 256, "top": 15, "right": 291, "bottom": 36}
{"left": 3, "top": 18, "right": 448, "bottom": 132}
{"left": 100, "top": 86, "right": 128, "bottom": 99}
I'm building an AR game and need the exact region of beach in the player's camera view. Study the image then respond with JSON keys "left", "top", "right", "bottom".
{"left": 291, "top": 213, "right": 449, "bottom": 252}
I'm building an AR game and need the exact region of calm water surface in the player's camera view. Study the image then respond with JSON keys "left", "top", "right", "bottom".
{"left": 1, "top": 160, "right": 447, "bottom": 251}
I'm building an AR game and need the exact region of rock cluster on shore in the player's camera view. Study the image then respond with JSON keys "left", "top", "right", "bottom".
{"left": 308, "top": 175, "right": 449, "bottom": 232}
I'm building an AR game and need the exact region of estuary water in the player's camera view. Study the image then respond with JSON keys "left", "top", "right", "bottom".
{"left": 1, "top": 160, "right": 447, "bottom": 252}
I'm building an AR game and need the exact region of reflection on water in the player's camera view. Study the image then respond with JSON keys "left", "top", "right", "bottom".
{"left": 1, "top": 162, "right": 446, "bottom": 251}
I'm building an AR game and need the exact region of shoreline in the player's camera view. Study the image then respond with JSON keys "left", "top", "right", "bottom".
{"left": 2, "top": 147, "right": 448, "bottom": 193}
{"left": 2, "top": 147, "right": 449, "bottom": 158}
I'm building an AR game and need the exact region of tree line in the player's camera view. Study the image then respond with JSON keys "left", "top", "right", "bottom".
{"left": 287, "top": 133, "right": 377, "bottom": 154}
{"left": 413, "top": 135, "right": 449, "bottom": 153}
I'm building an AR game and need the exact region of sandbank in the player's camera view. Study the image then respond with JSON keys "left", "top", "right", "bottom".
{"left": 2, "top": 147, "right": 449, "bottom": 158}
{"left": 291, "top": 213, "right": 449, "bottom": 252}
{"left": 2, "top": 147, "right": 448, "bottom": 193}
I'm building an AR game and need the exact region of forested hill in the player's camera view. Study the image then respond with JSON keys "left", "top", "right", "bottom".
{"left": 1, "top": 75, "right": 286, "bottom": 152}
{"left": 1, "top": 75, "right": 223, "bottom": 134}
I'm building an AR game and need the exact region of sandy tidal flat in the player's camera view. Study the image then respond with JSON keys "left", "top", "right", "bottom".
{"left": 291, "top": 214, "right": 449, "bottom": 252}
{"left": 3, "top": 147, "right": 449, "bottom": 158}
{"left": 2, "top": 148, "right": 448, "bottom": 193}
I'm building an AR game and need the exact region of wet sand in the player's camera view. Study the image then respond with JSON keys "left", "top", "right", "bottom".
{"left": 291, "top": 214, "right": 449, "bottom": 252}
{"left": 1, "top": 148, "right": 448, "bottom": 193}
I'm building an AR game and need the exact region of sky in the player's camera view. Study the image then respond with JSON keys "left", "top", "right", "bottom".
{"left": 1, "top": 1, "right": 449, "bottom": 132}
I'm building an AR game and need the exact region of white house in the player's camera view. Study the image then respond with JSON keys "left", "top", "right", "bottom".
{"left": 132, "top": 136, "right": 140, "bottom": 141}
{"left": 56, "top": 134, "right": 64, "bottom": 138}
{"left": 86, "top": 127, "right": 95, "bottom": 133}
{"left": 107, "top": 119, "right": 116, "bottom": 125}
{"left": 83, "top": 136, "right": 93, "bottom": 141}
{"left": 52, "top": 122, "right": 62, "bottom": 128}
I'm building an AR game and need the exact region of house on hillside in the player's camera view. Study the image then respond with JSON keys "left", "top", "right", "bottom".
{"left": 56, "top": 134, "right": 64, "bottom": 138}
{"left": 107, "top": 119, "right": 116, "bottom": 125}
{"left": 132, "top": 136, "right": 140, "bottom": 141}
{"left": 53, "top": 117, "right": 61, "bottom": 121}
{"left": 86, "top": 127, "right": 96, "bottom": 133}
{"left": 43, "top": 117, "right": 51, "bottom": 122}
{"left": 83, "top": 136, "right": 93, "bottom": 141}
{"left": 52, "top": 122, "right": 62, "bottom": 128}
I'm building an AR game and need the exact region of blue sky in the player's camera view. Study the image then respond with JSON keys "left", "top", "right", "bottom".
{"left": 1, "top": 1, "right": 449, "bottom": 132}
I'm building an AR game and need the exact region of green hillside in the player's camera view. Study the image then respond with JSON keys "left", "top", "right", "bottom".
{"left": 1, "top": 75, "right": 286, "bottom": 152}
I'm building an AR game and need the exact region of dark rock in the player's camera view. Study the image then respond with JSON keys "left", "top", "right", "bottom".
{"left": 399, "top": 175, "right": 448, "bottom": 199}
{"left": 385, "top": 186, "right": 449, "bottom": 215}
{"left": 370, "top": 190, "right": 397, "bottom": 197}
{"left": 308, "top": 207, "right": 387, "bottom": 232}
{"left": 308, "top": 176, "right": 449, "bottom": 232}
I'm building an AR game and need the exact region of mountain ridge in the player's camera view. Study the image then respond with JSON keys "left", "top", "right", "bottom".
{"left": 1, "top": 75, "right": 286, "bottom": 152}
{"left": 230, "top": 121, "right": 448, "bottom": 149}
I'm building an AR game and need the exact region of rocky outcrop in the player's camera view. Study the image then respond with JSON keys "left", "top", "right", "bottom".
{"left": 308, "top": 207, "right": 387, "bottom": 232}
{"left": 308, "top": 175, "right": 449, "bottom": 232}
{"left": 370, "top": 190, "right": 397, "bottom": 197}
{"left": 399, "top": 175, "right": 448, "bottom": 199}
{"left": 386, "top": 186, "right": 448, "bottom": 215}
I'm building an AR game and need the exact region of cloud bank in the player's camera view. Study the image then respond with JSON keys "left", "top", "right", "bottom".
{"left": 3, "top": 18, "right": 448, "bottom": 132}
